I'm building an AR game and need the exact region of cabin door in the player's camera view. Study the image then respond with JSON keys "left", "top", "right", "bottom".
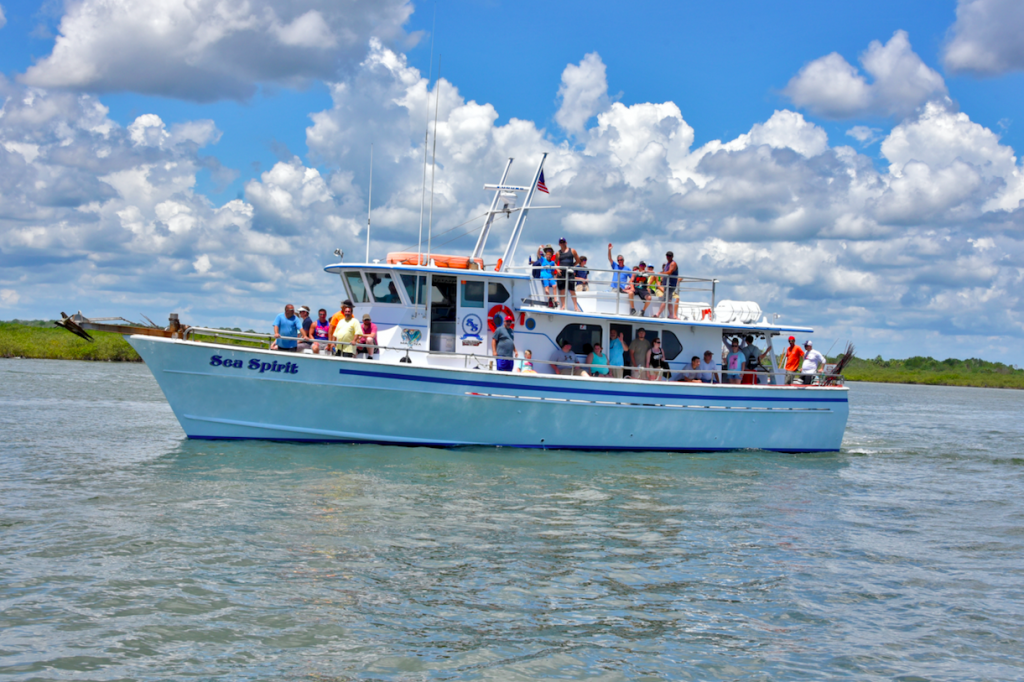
{"left": 456, "top": 278, "right": 487, "bottom": 355}
{"left": 428, "top": 275, "right": 457, "bottom": 352}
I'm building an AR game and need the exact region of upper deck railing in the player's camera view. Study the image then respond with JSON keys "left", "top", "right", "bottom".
{"left": 504, "top": 263, "right": 718, "bottom": 321}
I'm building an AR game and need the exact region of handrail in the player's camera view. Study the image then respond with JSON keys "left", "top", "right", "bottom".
{"left": 505, "top": 263, "right": 714, "bottom": 320}
{"left": 180, "top": 326, "right": 843, "bottom": 386}
{"left": 504, "top": 262, "right": 716, "bottom": 282}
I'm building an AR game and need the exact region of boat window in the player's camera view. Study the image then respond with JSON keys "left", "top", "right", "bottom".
{"left": 344, "top": 271, "right": 370, "bottom": 303}
{"left": 556, "top": 324, "right": 603, "bottom": 355}
{"left": 365, "top": 272, "right": 402, "bottom": 304}
{"left": 401, "top": 274, "right": 427, "bottom": 305}
{"left": 430, "top": 275, "right": 457, "bottom": 322}
{"left": 461, "top": 280, "right": 485, "bottom": 308}
{"left": 661, "top": 330, "right": 682, "bottom": 361}
{"left": 487, "top": 282, "right": 510, "bottom": 305}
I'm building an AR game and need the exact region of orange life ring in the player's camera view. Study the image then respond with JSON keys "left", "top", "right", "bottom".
{"left": 488, "top": 304, "right": 515, "bottom": 332}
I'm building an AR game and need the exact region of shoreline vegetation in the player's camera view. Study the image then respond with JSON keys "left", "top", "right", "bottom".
{"left": 0, "top": 320, "right": 264, "bottom": 363}
{"left": 3, "top": 321, "right": 1023, "bottom": 389}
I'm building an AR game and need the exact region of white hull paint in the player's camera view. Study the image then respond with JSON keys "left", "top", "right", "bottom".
{"left": 129, "top": 336, "right": 849, "bottom": 452}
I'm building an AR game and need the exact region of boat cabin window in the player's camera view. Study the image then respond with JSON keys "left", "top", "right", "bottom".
{"left": 344, "top": 271, "right": 370, "bottom": 303}
{"left": 487, "top": 282, "right": 510, "bottom": 305}
{"left": 430, "top": 275, "right": 457, "bottom": 330}
{"left": 661, "top": 330, "right": 682, "bottom": 361}
{"left": 366, "top": 272, "right": 402, "bottom": 304}
{"left": 556, "top": 323, "right": 603, "bottom": 355}
{"left": 461, "top": 280, "right": 485, "bottom": 308}
{"left": 401, "top": 274, "right": 427, "bottom": 306}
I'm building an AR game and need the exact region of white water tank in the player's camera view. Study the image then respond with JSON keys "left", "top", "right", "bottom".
{"left": 714, "top": 300, "right": 762, "bottom": 324}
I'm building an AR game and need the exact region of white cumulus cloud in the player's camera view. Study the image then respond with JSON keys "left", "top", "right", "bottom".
{"left": 555, "top": 52, "right": 611, "bottom": 135}
{"left": 944, "top": 0, "right": 1024, "bottom": 75}
{"left": 784, "top": 31, "right": 947, "bottom": 119}
{"left": 19, "top": 0, "right": 413, "bottom": 101}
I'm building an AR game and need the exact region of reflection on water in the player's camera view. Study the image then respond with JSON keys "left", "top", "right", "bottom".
{"left": 1, "top": 359, "right": 1023, "bottom": 680}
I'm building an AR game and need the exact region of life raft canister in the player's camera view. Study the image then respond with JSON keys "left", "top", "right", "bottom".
{"left": 386, "top": 253, "right": 484, "bottom": 270}
{"left": 487, "top": 304, "right": 515, "bottom": 332}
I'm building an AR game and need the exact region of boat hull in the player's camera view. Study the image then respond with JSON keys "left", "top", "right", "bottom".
{"left": 128, "top": 336, "right": 849, "bottom": 452}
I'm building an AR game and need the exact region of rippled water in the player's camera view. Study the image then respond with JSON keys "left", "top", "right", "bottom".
{"left": 2, "top": 359, "right": 1023, "bottom": 680}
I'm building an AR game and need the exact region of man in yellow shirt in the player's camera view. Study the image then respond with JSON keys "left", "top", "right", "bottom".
{"left": 332, "top": 303, "right": 360, "bottom": 357}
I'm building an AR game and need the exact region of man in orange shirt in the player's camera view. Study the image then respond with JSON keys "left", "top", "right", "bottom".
{"left": 781, "top": 336, "right": 805, "bottom": 384}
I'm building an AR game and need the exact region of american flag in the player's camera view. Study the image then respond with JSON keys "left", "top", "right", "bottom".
{"left": 536, "top": 171, "right": 549, "bottom": 194}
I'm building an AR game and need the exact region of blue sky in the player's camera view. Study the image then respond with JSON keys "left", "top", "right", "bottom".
{"left": 1, "top": 0, "right": 1023, "bottom": 362}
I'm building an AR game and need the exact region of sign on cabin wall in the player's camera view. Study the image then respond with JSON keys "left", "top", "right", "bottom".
{"left": 460, "top": 314, "right": 484, "bottom": 346}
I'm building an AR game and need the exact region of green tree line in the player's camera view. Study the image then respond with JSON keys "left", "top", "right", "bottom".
{"left": 835, "top": 354, "right": 1024, "bottom": 389}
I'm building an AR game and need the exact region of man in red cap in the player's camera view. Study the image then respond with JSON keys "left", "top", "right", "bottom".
{"left": 781, "top": 336, "right": 805, "bottom": 384}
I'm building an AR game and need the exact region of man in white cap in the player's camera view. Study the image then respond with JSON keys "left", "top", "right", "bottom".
{"left": 799, "top": 340, "right": 827, "bottom": 385}
{"left": 296, "top": 306, "right": 315, "bottom": 353}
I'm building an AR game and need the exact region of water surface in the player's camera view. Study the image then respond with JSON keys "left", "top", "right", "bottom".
{"left": 2, "top": 359, "right": 1023, "bottom": 680}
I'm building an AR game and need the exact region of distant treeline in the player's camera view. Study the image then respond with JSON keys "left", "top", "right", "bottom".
{"left": 836, "top": 355, "right": 1024, "bottom": 389}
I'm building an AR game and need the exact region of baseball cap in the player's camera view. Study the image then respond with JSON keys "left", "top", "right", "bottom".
{"left": 298, "top": 305, "right": 310, "bottom": 313}
{"left": 362, "top": 313, "right": 372, "bottom": 321}
{"left": 804, "top": 340, "right": 813, "bottom": 347}
{"left": 558, "top": 237, "right": 567, "bottom": 243}
{"left": 788, "top": 336, "right": 795, "bottom": 341}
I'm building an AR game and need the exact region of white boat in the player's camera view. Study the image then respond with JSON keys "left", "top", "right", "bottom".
{"left": 126, "top": 154, "right": 849, "bottom": 452}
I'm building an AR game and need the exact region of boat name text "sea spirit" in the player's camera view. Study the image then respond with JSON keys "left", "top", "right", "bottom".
{"left": 209, "top": 355, "right": 299, "bottom": 374}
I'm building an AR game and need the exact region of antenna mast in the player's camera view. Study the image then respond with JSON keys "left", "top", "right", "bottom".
{"left": 471, "top": 157, "right": 514, "bottom": 260}
{"left": 426, "top": 56, "right": 441, "bottom": 265}
{"left": 365, "top": 143, "right": 373, "bottom": 263}
{"left": 416, "top": 8, "right": 437, "bottom": 266}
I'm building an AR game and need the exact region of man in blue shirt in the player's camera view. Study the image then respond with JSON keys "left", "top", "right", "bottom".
{"left": 608, "top": 328, "right": 625, "bottom": 379}
{"left": 607, "top": 244, "right": 629, "bottom": 291}
{"left": 273, "top": 304, "right": 301, "bottom": 352}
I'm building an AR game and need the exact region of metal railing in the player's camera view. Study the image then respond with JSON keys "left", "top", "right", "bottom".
{"left": 181, "top": 326, "right": 843, "bottom": 386}
{"left": 505, "top": 263, "right": 717, "bottom": 320}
